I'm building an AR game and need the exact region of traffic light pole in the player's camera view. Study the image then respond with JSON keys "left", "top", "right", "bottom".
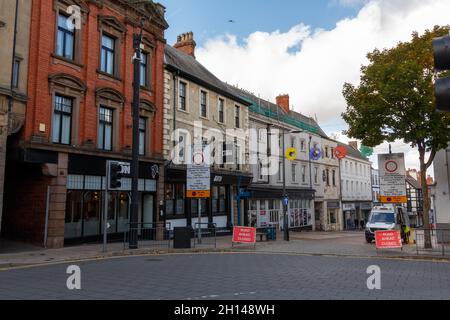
{"left": 103, "top": 161, "right": 110, "bottom": 253}
{"left": 129, "top": 27, "right": 143, "bottom": 250}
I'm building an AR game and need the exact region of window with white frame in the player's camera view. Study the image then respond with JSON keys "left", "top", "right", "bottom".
{"left": 200, "top": 90, "right": 208, "bottom": 118}
{"left": 218, "top": 98, "right": 225, "bottom": 123}
{"left": 179, "top": 81, "right": 187, "bottom": 111}
{"left": 52, "top": 95, "right": 73, "bottom": 145}
{"left": 292, "top": 164, "right": 297, "bottom": 182}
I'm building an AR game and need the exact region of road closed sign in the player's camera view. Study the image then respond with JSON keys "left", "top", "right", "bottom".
{"left": 375, "top": 230, "right": 402, "bottom": 249}
{"left": 232, "top": 227, "right": 256, "bottom": 244}
{"left": 378, "top": 153, "right": 407, "bottom": 204}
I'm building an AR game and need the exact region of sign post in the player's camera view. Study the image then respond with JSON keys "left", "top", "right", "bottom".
{"left": 378, "top": 153, "right": 407, "bottom": 204}
{"left": 187, "top": 146, "right": 211, "bottom": 245}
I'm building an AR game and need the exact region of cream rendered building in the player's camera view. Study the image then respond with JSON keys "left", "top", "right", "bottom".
{"left": 162, "top": 33, "right": 253, "bottom": 231}
{"left": 0, "top": 0, "right": 31, "bottom": 234}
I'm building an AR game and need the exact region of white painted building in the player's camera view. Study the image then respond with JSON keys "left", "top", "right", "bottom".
{"left": 371, "top": 168, "right": 380, "bottom": 205}
{"left": 432, "top": 145, "right": 450, "bottom": 228}
{"left": 339, "top": 142, "right": 373, "bottom": 230}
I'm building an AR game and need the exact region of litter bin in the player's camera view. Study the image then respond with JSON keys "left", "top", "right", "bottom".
{"left": 173, "top": 227, "right": 192, "bottom": 249}
{"left": 266, "top": 226, "right": 276, "bottom": 241}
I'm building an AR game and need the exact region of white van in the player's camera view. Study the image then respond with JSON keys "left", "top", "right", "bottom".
{"left": 365, "top": 205, "right": 410, "bottom": 244}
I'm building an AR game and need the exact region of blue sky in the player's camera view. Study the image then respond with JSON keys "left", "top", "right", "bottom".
{"left": 162, "top": 0, "right": 362, "bottom": 46}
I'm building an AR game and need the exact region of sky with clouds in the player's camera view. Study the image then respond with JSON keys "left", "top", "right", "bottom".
{"left": 162, "top": 0, "right": 450, "bottom": 175}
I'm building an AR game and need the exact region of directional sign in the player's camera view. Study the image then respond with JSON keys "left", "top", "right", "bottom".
{"left": 378, "top": 153, "right": 407, "bottom": 204}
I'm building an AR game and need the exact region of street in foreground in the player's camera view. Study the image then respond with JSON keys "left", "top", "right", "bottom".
{"left": 0, "top": 253, "right": 449, "bottom": 300}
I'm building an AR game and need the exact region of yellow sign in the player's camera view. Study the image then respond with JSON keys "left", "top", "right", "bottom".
{"left": 285, "top": 148, "right": 298, "bottom": 161}
{"left": 380, "top": 196, "right": 407, "bottom": 204}
{"left": 187, "top": 190, "right": 211, "bottom": 198}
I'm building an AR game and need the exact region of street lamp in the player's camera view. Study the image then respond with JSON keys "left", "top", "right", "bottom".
{"left": 129, "top": 18, "right": 146, "bottom": 250}
{"left": 281, "top": 129, "right": 303, "bottom": 242}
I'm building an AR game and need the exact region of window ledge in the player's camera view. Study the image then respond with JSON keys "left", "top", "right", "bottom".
{"left": 97, "top": 69, "right": 122, "bottom": 82}
{"left": 51, "top": 54, "right": 84, "bottom": 69}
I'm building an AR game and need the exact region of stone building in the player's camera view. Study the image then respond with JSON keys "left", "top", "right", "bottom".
{"left": 0, "top": 0, "right": 31, "bottom": 236}
{"left": 225, "top": 88, "right": 340, "bottom": 232}
{"left": 163, "top": 33, "right": 253, "bottom": 231}
{"left": 2, "top": 0, "right": 168, "bottom": 248}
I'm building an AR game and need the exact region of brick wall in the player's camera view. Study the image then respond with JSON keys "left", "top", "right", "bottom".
{"left": 2, "top": 162, "right": 50, "bottom": 244}
{"left": 24, "top": 0, "right": 166, "bottom": 156}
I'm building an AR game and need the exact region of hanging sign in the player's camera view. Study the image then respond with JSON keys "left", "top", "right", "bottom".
{"left": 334, "top": 146, "right": 348, "bottom": 159}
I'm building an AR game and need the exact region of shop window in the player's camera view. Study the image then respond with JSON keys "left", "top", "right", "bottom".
{"left": 165, "top": 183, "right": 185, "bottom": 216}
{"left": 83, "top": 191, "right": 101, "bottom": 236}
{"left": 65, "top": 191, "right": 83, "bottom": 239}
{"left": 212, "top": 186, "right": 227, "bottom": 215}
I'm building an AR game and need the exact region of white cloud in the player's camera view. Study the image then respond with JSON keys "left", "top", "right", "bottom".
{"left": 196, "top": 0, "right": 449, "bottom": 173}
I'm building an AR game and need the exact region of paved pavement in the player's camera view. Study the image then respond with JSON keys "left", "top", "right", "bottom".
{"left": 0, "top": 253, "right": 449, "bottom": 300}
{"left": 1, "top": 231, "right": 448, "bottom": 271}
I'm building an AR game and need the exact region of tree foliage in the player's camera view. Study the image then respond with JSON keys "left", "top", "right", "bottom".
{"left": 342, "top": 26, "right": 450, "bottom": 247}
{"left": 342, "top": 26, "right": 450, "bottom": 157}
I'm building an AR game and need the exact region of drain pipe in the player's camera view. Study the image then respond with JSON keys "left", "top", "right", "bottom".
{"left": 44, "top": 186, "right": 51, "bottom": 248}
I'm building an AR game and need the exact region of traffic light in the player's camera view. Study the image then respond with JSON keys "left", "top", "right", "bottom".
{"left": 433, "top": 35, "right": 450, "bottom": 112}
{"left": 109, "top": 162, "right": 123, "bottom": 190}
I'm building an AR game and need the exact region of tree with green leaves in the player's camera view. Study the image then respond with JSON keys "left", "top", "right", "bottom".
{"left": 342, "top": 26, "right": 450, "bottom": 248}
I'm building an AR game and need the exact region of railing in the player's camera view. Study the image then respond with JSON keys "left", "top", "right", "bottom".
{"left": 192, "top": 223, "right": 217, "bottom": 249}
{"left": 123, "top": 223, "right": 171, "bottom": 250}
{"left": 414, "top": 228, "right": 450, "bottom": 257}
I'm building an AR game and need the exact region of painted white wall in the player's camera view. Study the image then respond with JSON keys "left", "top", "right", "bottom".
{"left": 433, "top": 146, "right": 450, "bottom": 225}
{"left": 340, "top": 156, "right": 372, "bottom": 202}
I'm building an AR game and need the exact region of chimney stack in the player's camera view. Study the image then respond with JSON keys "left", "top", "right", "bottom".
{"left": 349, "top": 141, "right": 358, "bottom": 150}
{"left": 174, "top": 32, "right": 196, "bottom": 58}
{"left": 276, "top": 94, "right": 290, "bottom": 113}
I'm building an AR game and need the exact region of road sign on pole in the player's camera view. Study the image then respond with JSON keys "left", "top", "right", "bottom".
{"left": 187, "top": 146, "right": 211, "bottom": 244}
{"left": 378, "top": 153, "right": 407, "bottom": 204}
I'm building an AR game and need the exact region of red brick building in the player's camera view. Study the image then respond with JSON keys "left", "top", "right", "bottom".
{"left": 2, "top": 0, "right": 168, "bottom": 248}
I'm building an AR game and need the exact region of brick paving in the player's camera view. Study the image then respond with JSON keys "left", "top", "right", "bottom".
{"left": 0, "top": 253, "right": 449, "bottom": 300}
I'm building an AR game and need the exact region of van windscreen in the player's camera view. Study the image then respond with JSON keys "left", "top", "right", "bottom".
{"left": 369, "top": 212, "right": 395, "bottom": 224}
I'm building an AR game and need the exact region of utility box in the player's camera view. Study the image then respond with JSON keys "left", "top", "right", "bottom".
{"left": 173, "top": 227, "right": 192, "bottom": 249}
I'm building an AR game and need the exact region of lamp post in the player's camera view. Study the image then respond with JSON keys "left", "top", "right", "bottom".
{"left": 129, "top": 19, "right": 145, "bottom": 250}
{"left": 281, "top": 129, "right": 303, "bottom": 242}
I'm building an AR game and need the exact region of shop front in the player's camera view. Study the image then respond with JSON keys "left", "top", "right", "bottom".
{"left": 343, "top": 203, "right": 357, "bottom": 230}
{"left": 247, "top": 186, "right": 315, "bottom": 231}
{"left": 326, "top": 201, "right": 341, "bottom": 231}
{"left": 64, "top": 154, "right": 161, "bottom": 244}
{"left": 360, "top": 202, "right": 373, "bottom": 228}
{"left": 164, "top": 166, "right": 252, "bottom": 231}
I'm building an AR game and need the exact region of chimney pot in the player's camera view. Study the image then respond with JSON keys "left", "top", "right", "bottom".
{"left": 174, "top": 31, "right": 197, "bottom": 58}
{"left": 276, "top": 94, "right": 290, "bottom": 113}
